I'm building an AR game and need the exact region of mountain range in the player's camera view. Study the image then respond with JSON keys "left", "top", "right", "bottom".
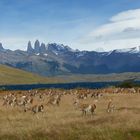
{"left": 0, "top": 40, "right": 140, "bottom": 76}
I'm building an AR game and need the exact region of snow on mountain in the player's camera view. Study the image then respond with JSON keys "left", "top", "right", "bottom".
{"left": 76, "top": 51, "right": 87, "bottom": 57}
{"left": 101, "top": 47, "right": 140, "bottom": 56}
{"left": 26, "top": 41, "right": 76, "bottom": 55}
{"left": 100, "top": 51, "right": 113, "bottom": 56}
{"left": 36, "top": 53, "right": 40, "bottom": 56}
{"left": 44, "top": 53, "right": 48, "bottom": 56}
{"left": 1, "top": 40, "right": 140, "bottom": 76}
{"left": 26, "top": 40, "right": 140, "bottom": 56}
{"left": 47, "top": 43, "right": 75, "bottom": 52}
{"left": 114, "top": 47, "right": 140, "bottom": 54}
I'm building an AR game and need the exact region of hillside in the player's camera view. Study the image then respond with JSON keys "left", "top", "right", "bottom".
{"left": 0, "top": 65, "right": 53, "bottom": 85}
{"left": 0, "top": 64, "right": 140, "bottom": 85}
{"left": 54, "top": 72, "right": 140, "bottom": 83}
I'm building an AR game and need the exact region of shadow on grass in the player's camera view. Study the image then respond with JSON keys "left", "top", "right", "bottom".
{"left": 1, "top": 130, "right": 140, "bottom": 140}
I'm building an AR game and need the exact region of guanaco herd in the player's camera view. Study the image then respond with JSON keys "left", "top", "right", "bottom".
{"left": 0, "top": 87, "right": 139, "bottom": 116}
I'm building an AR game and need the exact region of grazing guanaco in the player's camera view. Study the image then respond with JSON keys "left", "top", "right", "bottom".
{"left": 47, "top": 95, "right": 61, "bottom": 106}
{"left": 107, "top": 99, "right": 115, "bottom": 113}
{"left": 80, "top": 103, "right": 96, "bottom": 115}
{"left": 24, "top": 104, "right": 44, "bottom": 114}
{"left": 31, "top": 104, "right": 44, "bottom": 114}
{"left": 74, "top": 99, "right": 96, "bottom": 115}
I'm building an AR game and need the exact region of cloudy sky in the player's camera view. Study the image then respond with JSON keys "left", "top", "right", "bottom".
{"left": 0, "top": 0, "right": 140, "bottom": 51}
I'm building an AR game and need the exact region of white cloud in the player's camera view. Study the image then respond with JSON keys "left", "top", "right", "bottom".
{"left": 80, "top": 8, "right": 140, "bottom": 51}
{"left": 1, "top": 8, "right": 140, "bottom": 52}
{"left": 111, "top": 9, "right": 140, "bottom": 22}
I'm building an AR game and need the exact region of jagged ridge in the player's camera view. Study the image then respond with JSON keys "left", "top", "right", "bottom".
{"left": 0, "top": 40, "right": 140, "bottom": 76}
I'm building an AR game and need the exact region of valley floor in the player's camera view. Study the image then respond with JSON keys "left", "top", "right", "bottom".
{"left": 0, "top": 88, "right": 140, "bottom": 140}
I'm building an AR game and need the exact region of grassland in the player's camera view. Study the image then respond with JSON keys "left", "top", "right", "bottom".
{"left": 54, "top": 72, "right": 140, "bottom": 83}
{"left": 1, "top": 64, "right": 140, "bottom": 85}
{"left": 0, "top": 64, "right": 54, "bottom": 85}
{"left": 0, "top": 89, "right": 140, "bottom": 140}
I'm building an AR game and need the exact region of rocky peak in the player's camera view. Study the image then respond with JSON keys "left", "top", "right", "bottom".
{"left": 34, "top": 40, "right": 40, "bottom": 53}
{"left": 27, "top": 41, "right": 34, "bottom": 53}
{"left": 40, "top": 43, "right": 47, "bottom": 53}
{"left": 47, "top": 43, "right": 74, "bottom": 54}
{"left": 0, "top": 43, "right": 4, "bottom": 51}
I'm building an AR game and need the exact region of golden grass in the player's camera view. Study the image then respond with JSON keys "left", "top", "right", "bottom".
{"left": 0, "top": 64, "right": 57, "bottom": 85}
{"left": 1, "top": 64, "right": 140, "bottom": 85}
{"left": 0, "top": 90, "right": 140, "bottom": 140}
